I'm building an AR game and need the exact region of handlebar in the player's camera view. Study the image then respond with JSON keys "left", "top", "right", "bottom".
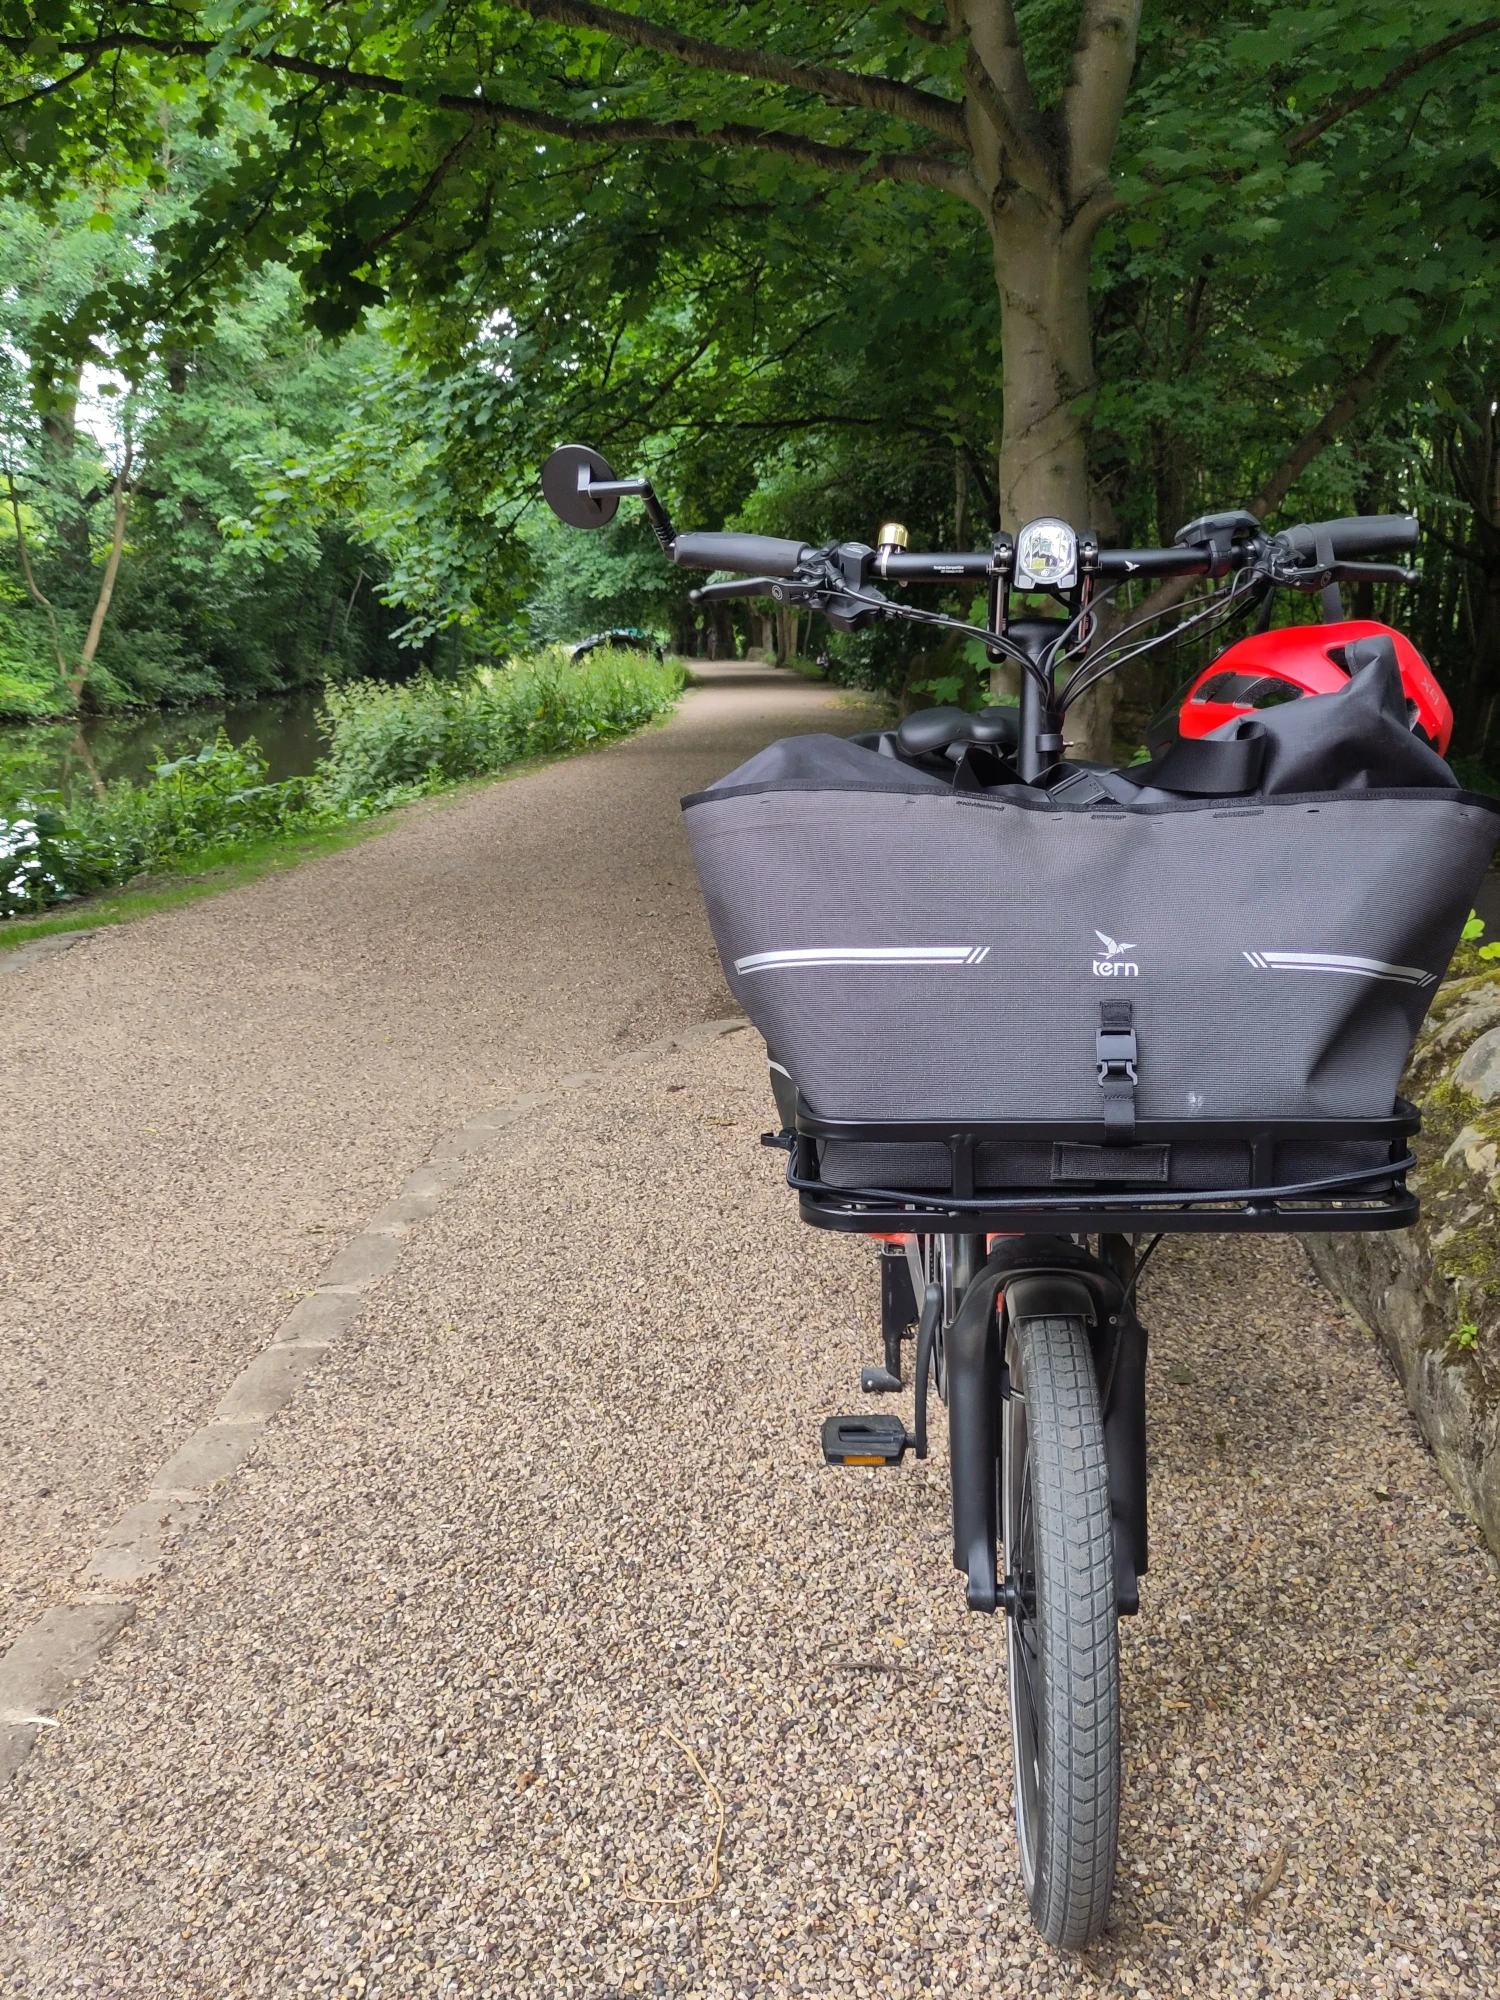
{"left": 672, "top": 531, "right": 810, "bottom": 576}
{"left": 1273, "top": 514, "right": 1419, "bottom": 562}
{"left": 538, "top": 444, "right": 1426, "bottom": 793}
{"left": 1094, "top": 547, "right": 1211, "bottom": 578}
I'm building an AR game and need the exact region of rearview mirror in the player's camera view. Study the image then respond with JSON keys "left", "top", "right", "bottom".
{"left": 541, "top": 443, "right": 620, "bottom": 529}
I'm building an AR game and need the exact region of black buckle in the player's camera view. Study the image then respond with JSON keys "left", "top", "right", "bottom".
{"left": 1096, "top": 1027, "right": 1138, "bottom": 1085}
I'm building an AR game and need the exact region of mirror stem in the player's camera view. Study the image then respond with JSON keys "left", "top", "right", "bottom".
{"left": 580, "top": 472, "right": 677, "bottom": 556}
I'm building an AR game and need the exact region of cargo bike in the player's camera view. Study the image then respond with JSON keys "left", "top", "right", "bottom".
{"left": 542, "top": 445, "right": 1500, "bottom": 1947}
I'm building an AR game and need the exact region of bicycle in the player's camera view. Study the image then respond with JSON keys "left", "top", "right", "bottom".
{"left": 542, "top": 444, "right": 1499, "bottom": 1947}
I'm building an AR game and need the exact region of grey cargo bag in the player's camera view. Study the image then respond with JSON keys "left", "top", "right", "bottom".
{"left": 682, "top": 733, "right": 1500, "bottom": 1197}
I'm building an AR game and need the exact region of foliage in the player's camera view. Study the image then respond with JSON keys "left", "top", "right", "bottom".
{"left": 0, "top": 734, "right": 325, "bottom": 914}
{"left": 4, "top": 7, "right": 1500, "bottom": 751}
{"left": 0, "top": 647, "right": 684, "bottom": 915}
{"left": 0, "top": 169, "right": 424, "bottom": 719}
{"left": 316, "top": 648, "right": 685, "bottom": 810}
{"left": 0, "top": 798, "right": 90, "bottom": 914}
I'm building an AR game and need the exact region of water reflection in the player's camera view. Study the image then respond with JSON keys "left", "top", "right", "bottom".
{"left": 0, "top": 689, "right": 328, "bottom": 803}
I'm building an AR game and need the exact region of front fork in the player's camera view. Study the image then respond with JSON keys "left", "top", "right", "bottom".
{"left": 944, "top": 1236, "right": 1003, "bottom": 1614}
{"left": 942, "top": 1234, "right": 1148, "bottom": 1618}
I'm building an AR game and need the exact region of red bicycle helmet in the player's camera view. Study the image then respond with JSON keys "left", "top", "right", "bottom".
{"left": 1164, "top": 620, "right": 1452, "bottom": 757}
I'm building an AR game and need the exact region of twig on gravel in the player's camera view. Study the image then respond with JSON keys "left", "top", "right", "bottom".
{"left": 1245, "top": 1840, "right": 1289, "bottom": 1915}
{"left": 627, "top": 1728, "right": 725, "bottom": 1909}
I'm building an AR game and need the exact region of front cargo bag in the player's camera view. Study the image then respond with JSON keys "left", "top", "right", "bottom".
{"left": 681, "top": 731, "right": 1500, "bottom": 1195}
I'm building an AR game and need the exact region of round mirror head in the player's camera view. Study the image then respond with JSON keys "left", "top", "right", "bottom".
{"left": 541, "top": 444, "right": 619, "bottom": 529}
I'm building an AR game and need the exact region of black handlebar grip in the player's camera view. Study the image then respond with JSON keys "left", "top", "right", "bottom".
{"left": 671, "top": 531, "right": 810, "bottom": 576}
{"left": 1278, "top": 514, "right": 1419, "bottom": 561}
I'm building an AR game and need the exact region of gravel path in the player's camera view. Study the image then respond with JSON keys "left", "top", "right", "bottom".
{"left": 0, "top": 664, "right": 857, "bottom": 1652}
{"left": 3, "top": 1032, "right": 1497, "bottom": 1995}
{"left": 3, "top": 668, "right": 1499, "bottom": 1995}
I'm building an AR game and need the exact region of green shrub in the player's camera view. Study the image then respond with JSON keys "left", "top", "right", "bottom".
{"left": 1, "top": 735, "right": 331, "bottom": 917}
{"left": 317, "top": 647, "right": 684, "bottom": 811}
{"left": 1, "top": 649, "right": 685, "bottom": 919}
{"left": 70, "top": 736, "right": 330, "bottom": 875}
{"left": 0, "top": 798, "right": 108, "bottom": 915}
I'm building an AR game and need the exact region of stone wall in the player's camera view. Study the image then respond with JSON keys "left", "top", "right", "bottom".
{"left": 1307, "top": 949, "right": 1500, "bottom": 1553}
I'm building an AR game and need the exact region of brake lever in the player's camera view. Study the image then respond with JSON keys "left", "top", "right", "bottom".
{"left": 687, "top": 576, "right": 780, "bottom": 604}
{"left": 689, "top": 560, "right": 891, "bottom": 634}
{"left": 1331, "top": 560, "right": 1420, "bottom": 585}
{"left": 1264, "top": 558, "right": 1418, "bottom": 591}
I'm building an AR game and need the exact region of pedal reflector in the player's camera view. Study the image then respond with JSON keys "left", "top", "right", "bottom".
{"left": 821, "top": 1414, "right": 911, "bottom": 1467}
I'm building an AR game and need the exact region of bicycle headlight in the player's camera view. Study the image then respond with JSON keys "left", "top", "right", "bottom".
{"left": 1015, "top": 518, "right": 1079, "bottom": 592}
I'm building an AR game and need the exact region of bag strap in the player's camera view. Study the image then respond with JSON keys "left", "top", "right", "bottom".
{"left": 1315, "top": 527, "right": 1345, "bottom": 624}
{"left": 1097, "top": 1000, "right": 1138, "bottom": 1144}
{"left": 1145, "top": 729, "right": 1266, "bottom": 796}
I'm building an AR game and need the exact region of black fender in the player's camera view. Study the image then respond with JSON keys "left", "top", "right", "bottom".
{"left": 945, "top": 1267, "right": 1005, "bottom": 1614}
{"left": 1002, "top": 1270, "right": 1098, "bottom": 1328}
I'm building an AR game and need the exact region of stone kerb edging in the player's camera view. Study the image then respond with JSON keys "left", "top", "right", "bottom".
{"left": 1307, "top": 969, "right": 1500, "bottom": 1556}
{"left": 0, "top": 1016, "right": 751, "bottom": 1785}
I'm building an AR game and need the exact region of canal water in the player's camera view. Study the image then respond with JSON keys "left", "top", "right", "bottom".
{"left": 0, "top": 688, "right": 328, "bottom": 803}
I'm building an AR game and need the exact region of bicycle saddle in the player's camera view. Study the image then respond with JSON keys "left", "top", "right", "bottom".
{"left": 894, "top": 704, "right": 1021, "bottom": 759}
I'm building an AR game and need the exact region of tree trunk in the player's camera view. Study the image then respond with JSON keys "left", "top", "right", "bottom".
{"left": 36, "top": 360, "right": 90, "bottom": 574}
{"left": 988, "top": 210, "right": 1116, "bottom": 755}
{"left": 991, "top": 213, "right": 1096, "bottom": 530}
{"left": 68, "top": 444, "right": 133, "bottom": 709}
{"left": 962, "top": 1, "right": 1144, "bottom": 758}
{"left": 953, "top": 446, "right": 970, "bottom": 550}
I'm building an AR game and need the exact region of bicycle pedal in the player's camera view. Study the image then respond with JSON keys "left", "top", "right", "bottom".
{"left": 821, "top": 1413, "right": 911, "bottom": 1467}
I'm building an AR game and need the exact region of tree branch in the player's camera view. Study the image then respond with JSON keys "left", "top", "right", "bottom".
{"left": 504, "top": 0, "right": 969, "bottom": 145}
{"left": 1061, "top": 0, "right": 1142, "bottom": 210}
{"left": 902, "top": 7, "right": 961, "bottom": 45}
{"left": 5, "top": 468, "right": 70, "bottom": 686}
{"left": 962, "top": 0, "right": 1040, "bottom": 130}
{"left": 1130, "top": 333, "right": 1407, "bottom": 628}
{"left": 0, "top": 52, "right": 104, "bottom": 117}
{"left": 361, "top": 121, "right": 484, "bottom": 259}
{"left": 4, "top": 35, "right": 971, "bottom": 195}
{"left": 75, "top": 439, "right": 133, "bottom": 701}
{"left": 962, "top": 47, "right": 1050, "bottom": 198}
{"left": 1251, "top": 333, "right": 1404, "bottom": 521}
{"left": 1287, "top": 17, "right": 1500, "bottom": 154}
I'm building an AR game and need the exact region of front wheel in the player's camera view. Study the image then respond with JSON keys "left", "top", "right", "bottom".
{"left": 1002, "top": 1312, "right": 1120, "bottom": 1948}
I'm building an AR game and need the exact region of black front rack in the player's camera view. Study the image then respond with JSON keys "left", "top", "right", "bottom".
{"left": 786, "top": 1098, "right": 1421, "bottom": 1235}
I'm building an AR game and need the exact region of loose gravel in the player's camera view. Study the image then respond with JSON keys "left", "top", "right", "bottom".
{"left": 0, "top": 663, "right": 863, "bottom": 1652}
{"left": 3, "top": 1030, "right": 1497, "bottom": 1997}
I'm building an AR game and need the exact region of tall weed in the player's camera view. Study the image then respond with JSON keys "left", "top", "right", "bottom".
{"left": 1, "top": 736, "right": 329, "bottom": 917}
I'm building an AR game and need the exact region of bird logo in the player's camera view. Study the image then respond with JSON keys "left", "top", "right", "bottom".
{"left": 1095, "top": 931, "right": 1136, "bottom": 960}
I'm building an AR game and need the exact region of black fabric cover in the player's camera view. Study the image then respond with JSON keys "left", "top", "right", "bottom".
{"left": 1139, "top": 646, "right": 1454, "bottom": 800}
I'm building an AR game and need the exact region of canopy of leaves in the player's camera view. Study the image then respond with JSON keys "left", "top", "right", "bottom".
{"left": 1, "top": 3, "right": 1499, "bottom": 747}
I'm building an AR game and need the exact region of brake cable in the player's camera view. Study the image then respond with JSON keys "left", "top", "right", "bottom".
{"left": 793, "top": 575, "right": 1055, "bottom": 698}
{"left": 1057, "top": 570, "right": 1262, "bottom": 715}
